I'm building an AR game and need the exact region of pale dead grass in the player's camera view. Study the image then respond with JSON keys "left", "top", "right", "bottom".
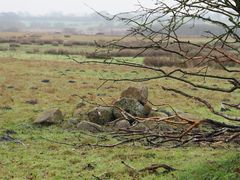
{"left": 0, "top": 57, "right": 239, "bottom": 126}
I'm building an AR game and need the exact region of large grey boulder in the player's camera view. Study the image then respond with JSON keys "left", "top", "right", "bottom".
{"left": 34, "top": 108, "right": 63, "bottom": 125}
{"left": 88, "top": 106, "right": 114, "bottom": 125}
{"left": 113, "top": 98, "right": 151, "bottom": 119}
{"left": 77, "top": 121, "right": 104, "bottom": 133}
{"left": 120, "top": 86, "right": 148, "bottom": 105}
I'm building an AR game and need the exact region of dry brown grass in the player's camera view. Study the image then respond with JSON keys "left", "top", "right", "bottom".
{"left": 143, "top": 56, "right": 185, "bottom": 67}
{"left": 0, "top": 57, "right": 239, "bottom": 125}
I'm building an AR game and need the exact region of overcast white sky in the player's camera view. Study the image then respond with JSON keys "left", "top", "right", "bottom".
{"left": 0, "top": 0, "right": 155, "bottom": 15}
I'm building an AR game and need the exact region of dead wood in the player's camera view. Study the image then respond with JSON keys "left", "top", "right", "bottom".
{"left": 122, "top": 161, "right": 176, "bottom": 174}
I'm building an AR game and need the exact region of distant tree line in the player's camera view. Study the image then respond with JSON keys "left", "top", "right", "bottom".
{"left": 0, "top": 12, "right": 237, "bottom": 36}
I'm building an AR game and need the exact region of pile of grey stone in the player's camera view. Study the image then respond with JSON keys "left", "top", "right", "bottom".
{"left": 34, "top": 86, "right": 154, "bottom": 133}
{"left": 86, "top": 86, "right": 151, "bottom": 130}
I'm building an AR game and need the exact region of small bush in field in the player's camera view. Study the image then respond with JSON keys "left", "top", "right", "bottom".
{"left": 42, "top": 39, "right": 52, "bottom": 44}
{"left": 44, "top": 48, "right": 85, "bottom": 55}
{"left": 51, "top": 41, "right": 59, "bottom": 46}
{"left": 63, "top": 41, "right": 73, "bottom": 46}
{"left": 85, "top": 52, "right": 111, "bottom": 59}
{"left": 9, "top": 43, "right": 20, "bottom": 48}
{"left": 44, "top": 49, "right": 59, "bottom": 55}
{"left": 143, "top": 56, "right": 185, "bottom": 67}
{"left": 19, "top": 40, "right": 32, "bottom": 45}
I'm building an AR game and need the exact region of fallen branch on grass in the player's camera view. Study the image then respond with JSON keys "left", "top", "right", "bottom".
{"left": 222, "top": 102, "right": 240, "bottom": 110}
{"left": 122, "top": 161, "right": 176, "bottom": 174}
{"left": 162, "top": 86, "right": 240, "bottom": 122}
{"left": 40, "top": 99, "right": 240, "bottom": 148}
{"left": 0, "top": 130, "right": 25, "bottom": 146}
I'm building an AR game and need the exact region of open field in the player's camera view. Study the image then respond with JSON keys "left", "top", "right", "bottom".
{"left": 0, "top": 32, "right": 240, "bottom": 179}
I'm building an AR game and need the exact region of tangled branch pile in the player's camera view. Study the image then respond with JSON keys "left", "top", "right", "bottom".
{"left": 104, "top": 107, "right": 240, "bottom": 148}
{"left": 76, "top": 86, "right": 240, "bottom": 148}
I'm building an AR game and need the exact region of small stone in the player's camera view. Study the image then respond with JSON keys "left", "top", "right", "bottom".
{"left": 88, "top": 107, "right": 114, "bottom": 125}
{"left": 25, "top": 99, "right": 38, "bottom": 105}
{"left": 96, "top": 93, "right": 106, "bottom": 97}
{"left": 143, "top": 103, "right": 152, "bottom": 117}
{"left": 114, "top": 120, "right": 131, "bottom": 129}
{"left": 113, "top": 98, "right": 150, "bottom": 119}
{"left": 68, "top": 80, "right": 76, "bottom": 83}
{"left": 63, "top": 118, "right": 80, "bottom": 129}
{"left": 77, "top": 121, "right": 104, "bottom": 133}
{"left": 34, "top": 108, "right": 63, "bottom": 125}
{"left": 67, "top": 118, "right": 79, "bottom": 125}
{"left": 7, "top": 86, "right": 14, "bottom": 89}
{"left": 41, "top": 79, "right": 50, "bottom": 83}
{"left": 82, "top": 163, "right": 96, "bottom": 171}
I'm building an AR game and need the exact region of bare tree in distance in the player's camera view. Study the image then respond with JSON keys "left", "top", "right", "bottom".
{"left": 71, "top": 0, "right": 240, "bottom": 146}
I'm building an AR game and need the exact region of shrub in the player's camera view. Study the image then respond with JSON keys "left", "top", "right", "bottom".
{"left": 26, "top": 48, "right": 40, "bottom": 54}
{"left": 9, "top": 43, "right": 20, "bottom": 48}
{"left": 51, "top": 41, "right": 59, "bottom": 46}
{"left": 144, "top": 55, "right": 240, "bottom": 68}
{"left": 63, "top": 41, "right": 73, "bottom": 46}
{"left": 85, "top": 52, "right": 111, "bottom": 59}
{"left": 44, "top": 49, "right": 59, "bottom": 55}
{"left": 143, "top": 56, "right": 185, "bottom": 67}
{"left": 44, "top": 48, "right": 85, "bottom": 56}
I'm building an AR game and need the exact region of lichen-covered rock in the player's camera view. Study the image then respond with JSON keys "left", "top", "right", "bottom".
{"left": 34, "top": 108, "right": 63, "bottom": 125}
{"left": 113, "top": 98, "right": 150, "bottom": 119}
{"left": 143, "top": 103, "right": 152, "bottom": 117}
{"left": 88, "top": 107, "right": 114, "bottom": 125}
{"left": 120, "top": 86, "right": 148, "bottom": 105}
{"left": 76, "top": 121, "right": 104, "bottom": 133}
{"left": 114, "top": 120, "right": 131, "bottom": 129}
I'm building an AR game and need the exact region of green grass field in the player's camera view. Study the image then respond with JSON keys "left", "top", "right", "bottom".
{"left": 0, "top": 32, "right": 239, "bottom": 179}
